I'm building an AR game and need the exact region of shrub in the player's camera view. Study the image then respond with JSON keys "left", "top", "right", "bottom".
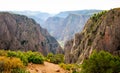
{"left": 46, "top": 53, "right": 54, "bottom": 61}
{"left": 46, "top": 53, "right": 64, "bottom": 64}
{"left": 27, "top": 51, "right": 44, "bottom": 64}
{"left": 53, "top": 54, "right": 64, "bottom": 64}
{"left": 7, "top": 50, "right": 17, "bottom": 57}
{"left": 0, "top": 50, "right": 45, "bottom": 72}
{"left": 60, "top": 63, "right": 73, "bottom": 70}
{"left": 7, "top": 50, "right": 28, "bottom": 66}
{"left": 0, "top": 50, "right": 7, "bottom": 56}
{"left": 17, "top": 51, "right": 28, "bottom": 66}
{"left": 59, "top": 63, "right": 80, "bottom": 73}
{"left": 0, "top": 56, "right": 25, "bottom": 73}
{"left": 7, "top": 50, "right": 44, "bottom": 65}
{"left": 81, "top": 50, "right": 120, "bottom": 73}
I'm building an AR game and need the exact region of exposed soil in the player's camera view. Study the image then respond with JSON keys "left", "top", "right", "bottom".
{"left": 27, "top": 62, "right": 69, "bottom": 73}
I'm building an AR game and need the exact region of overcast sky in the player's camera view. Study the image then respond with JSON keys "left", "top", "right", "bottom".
{"left": 0, "top": 0, "right": 120, "bottom": 13}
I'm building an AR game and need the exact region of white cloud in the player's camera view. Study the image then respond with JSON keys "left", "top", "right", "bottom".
{"left": 0, "top": 0, "right": 120, "bottom": 13}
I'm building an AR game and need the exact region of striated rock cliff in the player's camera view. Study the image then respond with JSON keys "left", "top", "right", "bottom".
{"left": 43, "top": 17, "right": 64, "bottom": 39}
{"left": 60, "top": 14, "right": 90, "bottom": 43}
{"left": 0, "top": 12, "right": 63, "bottom": 55}
{"left": 43, "top": 10, "right": 101, "bottom": 44}
{"left": 64, "top": 8, "right": 120, "bottom": 64}
{"left": 43, "top": 14, "right": 90, "bottom": 44}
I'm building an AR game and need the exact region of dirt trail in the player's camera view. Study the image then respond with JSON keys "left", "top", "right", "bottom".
{"left": 27, "top": 62, "right": 69, "bottom": 73}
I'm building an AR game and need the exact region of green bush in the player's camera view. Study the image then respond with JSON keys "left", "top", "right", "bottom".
{"left": 7, "top": 50, "right": 17, "bottom": 57}
{"left": 60, "top": 63, "right": 73, "bottom": 70}
{"left": 59, "top": 63, "right": 80, "bottom": 73}
{"left": 17, "top": 51, "right": 28, "bottom": 66}
{"left": 27, "top": 51, "right": 44, "bottom": 64}
{"left": 46, "top": 53, "right": 64, "bottom": 64}
{"left": 53, "top": 54, "right": 64, "bottom": 64}
{"left": 0, "top": 50, "right": 45, "bottom": 72}
{"left": 81, "top": 50, "right": 120, "bottom": 73}
{"left": 7, "top": 51, "right": 28, "bottom": 66}
{"left": 7, "top": 50, "right": 45, "bottom": 65}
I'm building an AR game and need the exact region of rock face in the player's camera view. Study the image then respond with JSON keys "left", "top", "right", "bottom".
{"left": 60, "top": 14, "right": 90, "bottom": 42}
{"left": 43, "top": 10, "right": 101, "bottom": 44}
{"left": 64, "top": 8, "right": 120, "bottom": 64}
{"left": 0, "top": 12, "right": 63, "bottom": 55}
{"left": 43, "top": 14, "right": 91, "bottom": 44}
{"left": 43, "top": 17, "right": 64, "bottom": 40}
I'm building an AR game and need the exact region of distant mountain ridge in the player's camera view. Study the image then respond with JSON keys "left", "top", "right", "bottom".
{"left": 55, "top": 10, "right": 101, "bottom": 18}
{"left": 10, "top": 11, "right": 54, "bottom": 24}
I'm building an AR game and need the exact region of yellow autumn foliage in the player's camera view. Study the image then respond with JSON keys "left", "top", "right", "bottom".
{"left": 0, "top": 56, "right": 24, "bottom": 72}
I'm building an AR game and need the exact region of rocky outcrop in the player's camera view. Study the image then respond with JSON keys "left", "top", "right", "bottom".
{"left": 64, "top": 8, "right": 120, "bottom": 64}
{"left": 0, "top": 12, "right": 63, "bottom": 55}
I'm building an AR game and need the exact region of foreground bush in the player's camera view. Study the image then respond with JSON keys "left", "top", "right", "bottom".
{"left": 27, "top": 51, "right": 44, "bottom": 64}
{"left": 0, "top": 56, "right": 29, "bottom": 73}
{"left": 81, "top": 50, "right": 120, "bottom": 73}
{"left": 0, "top": 50, "right": 7, "bottom": 56}
{"left": 0, "top": 50, "right": 45, "bottom": 72}
{"left": 7, "top": 50, "right": 44, "bottom": 65}
{"left": 46, "top": 53, "right": 64, "bottom": 64}
{"left": 7, "top": 51, "right": 28, "bottom": 66}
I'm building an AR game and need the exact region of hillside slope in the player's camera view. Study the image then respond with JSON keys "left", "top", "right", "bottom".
{"left": 0, "top": 12, "right": 63, "bottom": 55}
{"left": 64, "top": 8, "right": 120, "bottom": 63}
